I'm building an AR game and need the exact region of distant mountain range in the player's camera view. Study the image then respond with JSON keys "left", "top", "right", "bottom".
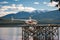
{"left": 1, "top": 10, "right": 48, "bottom": 19}
{"left": 1, "top": 10, "right": 60, "bottom": 24}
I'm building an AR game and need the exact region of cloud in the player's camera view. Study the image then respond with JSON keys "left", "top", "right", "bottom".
{"left": 15, "top": 0, "right": 18, "bottom": 1}
{"left": 39, "top": 9, "right": 45, "bottom": 11}
{"left": 34, "top": 2, "right": 39, "bottom": 5}
{"left": 24, "top": 7, "right": 36, "bottom": 12}
{"left": 43, "top": 1, "right": 58, "bottom": 7}
{"left": 0, "top": 11, "right": 18, "bottom": 17}
{"left": 0, "top": 4, "right": 36, "bottom": 17}
{"left": 0, "top": 1, "right": 8, "bottom": 4}
{"left": 43, "top": 2, "right": 47, "bottom": 4}
{"left": 47, "top": 1, "right": 58, "bottom": 7}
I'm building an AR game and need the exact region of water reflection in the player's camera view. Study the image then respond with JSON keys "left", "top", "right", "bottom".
{"left": 0, "top": 27, "right": 22, "bottom": 40}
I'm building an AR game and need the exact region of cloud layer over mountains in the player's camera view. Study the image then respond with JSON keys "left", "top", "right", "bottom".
{"left": 0, "top": 4, "right": 36, "bottom": 17}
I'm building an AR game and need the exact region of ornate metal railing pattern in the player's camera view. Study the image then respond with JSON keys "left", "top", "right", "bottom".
{"left": 22, "top": 25, "right": 59, "bottom": 40}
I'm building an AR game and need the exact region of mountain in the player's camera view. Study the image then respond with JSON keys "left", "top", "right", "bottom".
{"left": 32, "top": 10, "right": 60, "bottom": 24}
{"left": 1, "top": 10, "right": 60, "bottom": 24}
{"left": 1, "top": 10, "right": 45, "bottom": 19}
{"left": 33, "top": 10, "right": 60, "bottom": 20}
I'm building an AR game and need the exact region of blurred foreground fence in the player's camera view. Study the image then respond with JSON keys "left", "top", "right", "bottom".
{"left": 0, "top": 24, "right": 60, "bottom": 40}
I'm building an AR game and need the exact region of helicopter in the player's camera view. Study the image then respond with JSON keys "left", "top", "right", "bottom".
{"left": 50, "top": 0, "right": 60, "bottom": 11}
{"left": 11, "top": 16, "right": 38, "bottom": 25}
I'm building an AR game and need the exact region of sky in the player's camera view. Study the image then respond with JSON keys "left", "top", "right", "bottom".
{"left": 0, "top": 0, "right": 59, "bottom": 17}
